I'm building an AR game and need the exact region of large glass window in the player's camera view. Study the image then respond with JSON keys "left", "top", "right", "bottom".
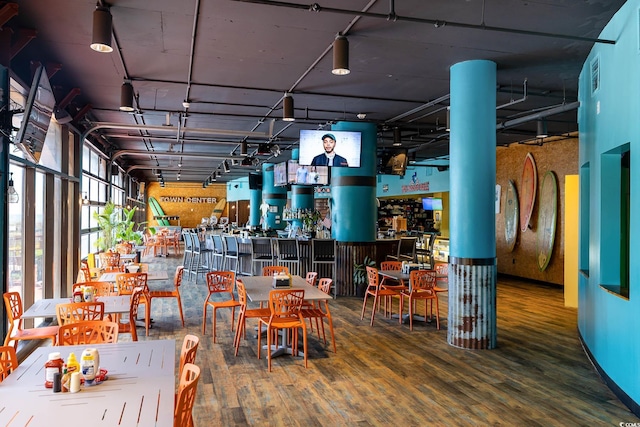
{"left": 7, "top": 165, "right": 24, "bottom": 294}
{"left": 34, "top": 172, "right": 46, "bottom": 303}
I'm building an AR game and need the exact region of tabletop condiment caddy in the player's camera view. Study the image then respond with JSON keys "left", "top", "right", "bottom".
{"left": 45, "top": 348, "right": 107, "bottom": 393}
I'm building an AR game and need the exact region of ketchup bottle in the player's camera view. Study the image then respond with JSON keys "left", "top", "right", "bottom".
{"left": 44, "top": 352, "right": 64, "bottom": 388}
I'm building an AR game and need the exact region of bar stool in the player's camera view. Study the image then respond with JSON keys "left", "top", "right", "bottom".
{"left": 211, "top": 234, "right": 225, "bottom": 271}
{"left": 223, "top": 235, "right": 241, "bottom": 275}
{"left": 250, "top": 237, "right": 275, "bottom": 276}
{"left": 190, "top": 231, "right": 212, "bottom": 283}
{"left": 275, "top": 238, "right": 301, "bottom": 275}
{"left": 182, "top": 230, "right": 194, "bottom": 275}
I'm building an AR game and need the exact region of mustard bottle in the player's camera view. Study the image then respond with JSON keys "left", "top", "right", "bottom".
{"left": 66, "top": 352, "right": 80, "bottom": 375}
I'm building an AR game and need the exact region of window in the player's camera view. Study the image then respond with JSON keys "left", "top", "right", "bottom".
{"left": 591, "top": 56, "right": 600, "bottom": 95}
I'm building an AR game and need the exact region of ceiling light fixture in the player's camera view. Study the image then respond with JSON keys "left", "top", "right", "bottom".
{"left": 223, "top": 160, "right": 231, "bottom": 173}
{"left": 90, "top": 5, "right": 113, "bottom": 53}
{"left": 270, "top": 144, "right": 281, "bottom": 157}
{"left": 536, "top": 119, "right": 548, "bottom": 138}
{"left": 332, "top": 33, "right": 350, "bottom": 75}
{"left": 241, "top": 141, "right": 247, "bottom": 155}
{"left": 8, "top": 172, "right": 19, "bottom": 203}
{"left": 446, "top": 107, "right": 451, "bottom": 132}
{"left": 357, "top": 113, "right": 366, "bottom": 120}
{"left": 283, "top": 93, "right": 295, "bottom": 121}
{"left": 393, "top": 127, "right": 402, "bottom": 146}
{"left": 120, "top": 81, "right": 135, "bottom": 112}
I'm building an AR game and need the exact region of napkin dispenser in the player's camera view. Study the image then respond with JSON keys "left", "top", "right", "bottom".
{"left": 272, "top": 273, "right": 292, "bottom": 288}
{"left": 401, "top": 262, "right": 422, "bottom": 274}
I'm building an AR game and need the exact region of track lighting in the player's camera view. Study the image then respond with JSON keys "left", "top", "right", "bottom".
{"left": 283, "top": 93, "right": 295, "bottom": 121}
{"left": 90, "top": 5, "right": 113, "bottom": 53}
{"left": 332, "top": 33, "right": 350, "bottom": 75}
{"left": 120, "top": 81, "right": 135, "bottom": 112}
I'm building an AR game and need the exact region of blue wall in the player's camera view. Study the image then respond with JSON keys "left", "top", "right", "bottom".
{"left": 578, "top": 0, "right": 640, "bottom": 410}
{"left": 226, "top": 177, "right": 250, "bottom": 201}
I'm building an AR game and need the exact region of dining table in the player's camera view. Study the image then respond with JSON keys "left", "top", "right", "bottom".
{"left": 0, "top": 339, "right": 176, "bottom": 427}
{"left": 21, "top": 295, "right": 132, "bottom": 320}
{"left": 98, "top": 270, "right": 169, "bottom": 282}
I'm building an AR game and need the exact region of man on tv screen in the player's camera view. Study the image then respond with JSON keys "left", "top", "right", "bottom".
{"left": 311, "top": 133, "right": 348, "bottom": 167}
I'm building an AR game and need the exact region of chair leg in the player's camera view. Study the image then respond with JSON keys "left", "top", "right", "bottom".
{"left": 212, "top": 307, "right": 218, "bottom": 343}
{"left": 202, "top": 302, "right": 208, "bottom": 334}
{"left": 370, "top": 295, "right": 380, "bottom": 327}
{"left": 176, "top": 294, "right": 185, "bottom": 327}
{"left": 360, "top": 292, "right": 370, "bottom": 321}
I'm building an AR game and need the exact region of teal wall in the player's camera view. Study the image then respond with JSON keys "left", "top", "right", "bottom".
{"left": 578, "top": 0, "right": 640, "bottom": 410}
{"left": 376, "top": 165, "right": 449, "bottom": 197}
{"left": 226, "top": 177, "right": 250, "bottom": 201}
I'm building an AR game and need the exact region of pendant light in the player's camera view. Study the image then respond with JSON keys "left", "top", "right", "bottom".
{"left": 120, "top": 81, "right": 135, "bottom": 112}
{"left": 283, "top": 93, "right": 295, "bottom": 121}
{"left": 8, "top": 172, "right": 19, "bottom": 203}
{"left": 536, "top": 119, "right": 548, "bottom": 138}
{"left": 332, "top": 33, "right": 350, "bottom": 75}
{"left": 90, "top": 5, "right": 113, "bottom": 53}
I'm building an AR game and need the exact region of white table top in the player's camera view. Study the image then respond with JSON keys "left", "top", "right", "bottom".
{"left": 240, "top": 275, "right": 331, "bottom": 303}
{"left": 98, "top": 270, "right": 169, "bottom": 282}
{"left": 21, "top": 295, "right": 132, "bottom": 320}
{"left": 0, "top": 340, "right": 176, "bottom": 427}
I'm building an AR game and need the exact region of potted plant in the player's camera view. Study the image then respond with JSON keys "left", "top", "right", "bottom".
{"left": 353, "top": 254, "right": 376, "bottom": 297}
{"left": 115, "top": 206, "right": 145, "bottom": 249}
{"left": 93, "top": 201, "right": 118, "bottom": 252}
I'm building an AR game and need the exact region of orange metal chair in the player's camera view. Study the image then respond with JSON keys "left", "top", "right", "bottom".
{"left": 0, "top": 345, "right": 18, "bottom": 382}
{"left": 73, "top": 281, "right": 118, "bottom": 296}
{"left": 3, "top": 292, "right": 59, "bottom": 348}
{"left": 434, "top": 262, "right": 449, "bottom": 294}
{"left": 300, "top": 278, "right": 337, "bottom": 353}
{"left": 99, "top": 251, "right": 121, "bottom": 270}
{"left": 202, "top": 271, "right": 240, "bottom": 343}
{"left": 56, "top": 301, "right": 105, "bottom": 326}
{"left": 174, "top": 363, "right": 201, "bottom": 427}
{"left": 57, "top": 320, "right": 119, "bottom": 345}
{"left": 360, "top": 266, "right": 400, "bottom": 326}
{"left": 399, "top": 270, "right": 440, "bottom": 331}
{"left": 233, "top": 279, "right": 270, "bottom": 356}
{"left": 179, "top": 334, "right": 200, "bottom": 377}
{"left": 117, "top": 287, "right": 143, "bottom": 342}
{"left": 305, "top": 271, "right": 318, "bottom": 287}
{"left": 116, "top": 272, "right": 151, "bottom": 335}
{"left": 149, "top": 266, "right": 185, "bottom": 327}
{"left": 79, "top": 260, "right": 93, "bottom": 282}
{"left": 262, "top": 265, "right": 289, "bottom": 276}
{"left": 258, "top": 289, "right": 307, "bottom": 372}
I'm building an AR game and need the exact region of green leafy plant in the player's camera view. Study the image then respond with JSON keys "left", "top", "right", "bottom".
{"left": 93, "top": 201, "right": 118, "bottom": 251}
{"left": 115, "top": 206, "right": 145, "bottom": 246}
{"left": 353, "top": 254, "right": 376, "bottom": 294}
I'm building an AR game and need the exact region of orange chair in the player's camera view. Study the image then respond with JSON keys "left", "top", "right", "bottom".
{"left": 399, "top": 270, "right": 440, "bottom": 331}
{"left": 305, "top": 271, "right": 318, "bottom": 287}
{"left": 116, "top": 272, "right": 151, "bottom": 335}
{"left": 73, "top": 281, "right": 118, "bottom": 296}
{"left": 0, "top": 345, "right": 18, "bottom": 382}
{"left": 179, "top": 334, "right": 200, "bottom": 377}
{"left": 174, "top": 363, "right": 201, "bottom": 427}
{"left": 233, "top": 280, "right": 270, "bottom": 356}
{"left": 434, "top": 262, "right": 449, "bottom": 294}
{"left": 300, "top": 278, "right": 336, "bottom": 353}
{"left": 202, "top": 271, "right": 240, "bottom": 343}
{"left": 360, "top": 266, "right": 400, "bottom": 326}
{"left": 57, "top": 320, "right": 119, "bottom": 345}
{"left": 379, "top": 261, "right": 407, "bottom": 291}
{"left": 99, "top": 251, "right": 121, "bottom": 270}
{"left": 258, "top": 289, "right": 307, "bottom": 372}
{"left": 148, "top": 266, "right": 185, "bottom": 327}
{"left": 79, "top": 260, "right": 93, "bottom": 282}
{"left": 262, "top": 265, "right": 289, "bottom": 276}
{"left": 56, "top": 301, "right": 105, "bottom": 326}
{"left": 117, "top": 288, "right": 143, "bottom": 341}
{"left": 3, "top": 292, "right": 59, "bottom": 348}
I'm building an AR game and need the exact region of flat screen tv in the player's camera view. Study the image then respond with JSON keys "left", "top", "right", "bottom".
{"left": 273, "top": 161, "right": 288, "bottom": 187}
{"left": 14, "top": 65, "right": 56, "bottom": 164}
{"left": 422, "top": 197, "right": 443, "bottom": 211}
{"left": 287, "top": 160, "right": 329, "bottom": 185}
{"left": 248, "top": 173, "right": 263, "bottom": 190}
{"left": 379, "top": 148, "right": 408, "bottom": 176}
{"left": 298, "top": 129, "right": 361, "bottom": 167}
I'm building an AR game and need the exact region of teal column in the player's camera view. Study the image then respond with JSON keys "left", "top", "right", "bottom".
{"left": 448, "top": 59, "right": 497, "bottom": 350}
{"left": 291, "top": 186, "right": 314, "bottom": 229}
{"left": 331, "top": 121, "right": 377, "bottom": 242}
{"left": 262, "top": 163, "right": 287, "bottom": 230}
{"left": 249, "top": 189, "right": 261, "bottom": 228}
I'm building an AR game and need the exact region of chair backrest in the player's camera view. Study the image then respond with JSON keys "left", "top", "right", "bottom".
{"left": 191, "top": 231, "right": 203, "bottom": 252}
{"left": 262, "top": 265, "right": 289, "bottom": 276}
{"left": 276, "top": 238, "right": 299, "bottom": 259}
{"left": 397, "top": 237, "right": 417, "bottom": 260}
{"left": 365, "top": 266, "right": 380, "bottom": 291}
{"left": 72, "top": 281, "right": 117, "bottom": 296}
{"left": 434, "top": 263, "right": 448, "bottom": 276}
{"left": 116, "top": 272, "right": 148, "bottom": 295}
{"left": 268, "top": 289, "right": 305, "bottom": 317}
{"left": 115, "top": 242, "right": 133, "bottom": 254}
{"left": 99, "top": 252, "right": 121, "bottom": 269}
{"left": 212, "top": 234, "right": 225, "bottom": 253}
{"left": 179, "top": 334, "right": 200, "bottom": 376}
{"left": 251, "top": 237, "right": 274, "bottom": 258}
{"left": 56, "top": 301, "right": 105, "bottom": 326}
{"left": 305, "top": 271, "right": 318, "bottom": 287}
{"left": 3, "top": 292, "right": 22, "bottom": 326}
{"left": 79, "top": 261, "right": 93, "bottom": 282}
{"left": 174, "top": 266, "right": 185, "bottom": 288}
{"left": 0, "top": 345, "right": 18, "bottom": 382}
{"left": 236, "top": 280, "right": 248, "bottom": 306}
{"left": 223, "top": 235, "right": 238, "bottom": 255}
{"left": 312, "top": 239, "right": 336, "bottom": 262}
{"left": 57, "top": 320, "right": 119, "bottom": 345}
{"left": 174, "top": 363, "right": 201, "bottom": 427}
{"left": 317, "top": 278, "right": 333, "bottom": 295}
{"left": 205, "top": 271, "right": 236, "bottom": 295}
{"left": 183, "top": 230, "right": 193, "bottom": 251}
{"left": 380, "top": 261, "right": 402, "bottom": 271}
{"left": 409, "top": 270, "right": 437, "bottom": 294}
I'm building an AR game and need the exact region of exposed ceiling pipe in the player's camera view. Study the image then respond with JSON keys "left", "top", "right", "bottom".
{"left": 496, "top": 101, "right": 579, "bottom": 130}
{"left": 496, "top": 79, "right": 527, "bottom": 110}
{"left": 386, "top": 94, "right": 450, "bottom": 123}
{"left": 113, "top": 150, "right": 238, "bottom": 162}
{"left": 233, "top": 0, "right": 616, "bottom": 45}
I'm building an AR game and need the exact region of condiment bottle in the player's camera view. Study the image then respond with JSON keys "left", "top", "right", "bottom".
{"left": 61, "top": 365, "right": 70, "bottom": 392}
{"left": 66, "top": 352, "right": 80, "bottom": 375}
{"left": 44, "top": 352, "right": 64, "bottom": 388}
{"left": 81, "top": 348, "right": 100, "bottom": 384}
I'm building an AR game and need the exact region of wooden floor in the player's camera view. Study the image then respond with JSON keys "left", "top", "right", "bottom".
{"left": 132, "top": 250, "right": 639, "bottom": 426}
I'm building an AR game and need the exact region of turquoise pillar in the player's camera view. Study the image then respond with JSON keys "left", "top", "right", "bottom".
{"left": 448, "top": 59, "right": 497, "bottom": 349}
{"left": 249, "top": 189, "right": 261, "bottom": 228}
{"left": 262, "top": 163, "right": 287, "bottom": 230}
{"left": 291, "top": 186, "right": 314, "bottom": 230}
{"left": 331, "top": 121, "right": 377, "bottom": 242}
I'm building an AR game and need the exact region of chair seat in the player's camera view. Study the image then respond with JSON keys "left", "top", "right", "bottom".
{"left": 206, "top": 299, "right": 242, "bottom": 309}
{"left": 11, "top": 325, "right": 59, "bottom": 340}
{"left": 149, "top": 290, "right": 178, "bottom": 298}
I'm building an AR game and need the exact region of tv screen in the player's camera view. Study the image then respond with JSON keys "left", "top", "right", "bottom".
{"left": 273, "top": 161, "right": 288, "bottom": 187}
{"left": 14, "top": 65, "right": 56, "bottom": 164}
{"left": 422, "top": 197, "right": 443, "bottom": 211}
{"left": 248, "top": 173, "right": 263, "bottom": 190}
{"left": 298, "top": 129, "right": 361, "bottom": 167}
{"left": 379, "top": 148, "right": 408, "bottom": 176}
{"left": 287, "top": 160, "right": 329, "bottom": 185}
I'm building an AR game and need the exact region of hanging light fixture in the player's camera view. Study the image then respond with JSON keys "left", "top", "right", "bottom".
{"left": 332, "top": 33, "right": 350, "bottom": 75}
{"left": 7, "top": 172, "right": 19, "bottom": 203}
{"left": 82, "top": 192, "right": 90, "bottom": 205}
{"left": 223, "top": 160, "right": 231, "bottom": 173}
{"left": 283, "top": 93, "right": 295, "bottom": 121}
{"left": 446, "top": 107, "right": 451, "bottom": 132}
{"left": 536, "top": 119, "right": 548, "bottom": 138}
{"left": 90, "top": 5, "right": 113, "bottom": 53}
{"left": 120, "top": 81, "right": 135, "bottom": 112}
{"left": 393, "top": 127, "right": 402, "bottom": 146}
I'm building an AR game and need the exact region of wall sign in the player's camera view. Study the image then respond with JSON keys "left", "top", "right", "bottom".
{"left": 159, "top": 196, "right": 218, "bottom": 204}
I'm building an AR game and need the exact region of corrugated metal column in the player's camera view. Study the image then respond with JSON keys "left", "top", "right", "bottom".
{"left": 448, "top": 60, "right": 497, "bottom": 349}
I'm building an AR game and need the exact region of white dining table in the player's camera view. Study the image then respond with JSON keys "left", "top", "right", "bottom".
{"left": 0, "top": 339, "right": 176, "bottom": 427}
{"left": 21, "top": 295, "right": 132, "bottom": 320}
{"left": 98, "top": 270, "right": 169, "bottom": 282}
{"left": 239, "top": 274, "right": 330, "bottom": 303}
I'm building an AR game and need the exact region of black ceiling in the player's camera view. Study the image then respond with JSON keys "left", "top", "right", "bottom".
{"left": 7, "top": 0, "right": 625, "bottom": 184}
